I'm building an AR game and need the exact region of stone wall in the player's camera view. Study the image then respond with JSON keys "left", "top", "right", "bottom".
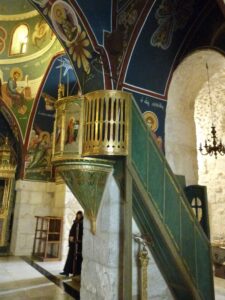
{"left": 80, "top": 173, "right": 173, "bottom": 300}
{"left": 10, "top": 180, "right": 82, "bottom": 258}
{"left": 166, "top": 49, "right": 225, "bottom": 242}
{"left": 10, "top": 177, "right": 174, "bottom": 299}
{"left": 80, "top": 174, "right": 120, "bottom": 300}
{"left": 10, "top": 180, "right": 55, "bottom": 256}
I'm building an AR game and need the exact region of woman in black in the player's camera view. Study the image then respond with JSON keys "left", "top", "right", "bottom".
{"left": 60, "top": 211, "right": 83, "bottom": 276}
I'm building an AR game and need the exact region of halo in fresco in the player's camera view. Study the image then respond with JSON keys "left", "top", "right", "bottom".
{"left": 143, "top": 111, "right": 158, "bottom": 132}
{"left": 51, "top": 0, "right": 78, "bottom": 44}
{"left": 39, "top": 130, "right": 50, "bottom": 143}
{"left": 10, "top": 67, "right": 23, "bottom": 81}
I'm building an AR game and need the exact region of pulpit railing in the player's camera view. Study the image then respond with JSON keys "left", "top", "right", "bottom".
{"left": 82, "top": 90, "right": 131, "bottom": 156}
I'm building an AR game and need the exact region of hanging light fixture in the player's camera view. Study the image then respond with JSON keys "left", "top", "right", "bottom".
{"left": 199, "top": 63, "right": 225, "bottom": 159}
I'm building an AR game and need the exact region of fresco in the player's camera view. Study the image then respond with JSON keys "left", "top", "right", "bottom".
{"left": 128, "top": 90, "right": 166, "bottom": 151}
{"left": 0, "top": 66, "right": 34, "bottom": 137}
{"left": 0, "top": 12, "right": 62, "bottom": 142}
{"left": 31, "top": 0, "right": 105, "bottom": 93}
{"left": 72, "top": 0, "right": 111, "bottom": 45}
{"left": 24, "top": 54, "right": 78, "bottom": 181}
{"left": 0, "top": 27, "right": 7, "bottom": 55}
{"left": 0, "top": 0, "right": 33, "bottom": 14}
{"left": 32, "top": 19, "right": 52, "bottom": 48}
{"left": 150, "top": 0, "right": 194, "bottom": 50}
{"left": 104, "top": 0, "right": 142, "bottom": 86}
{"left": 51, "top": 1, "right": 78, "bottom": 44}
{"left": 25, "top": 0, "right": 222, "bottom": 164}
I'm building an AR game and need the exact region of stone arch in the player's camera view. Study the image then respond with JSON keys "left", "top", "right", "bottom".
{"left": 165, "top": 49, "right": 225, "bottom": 240}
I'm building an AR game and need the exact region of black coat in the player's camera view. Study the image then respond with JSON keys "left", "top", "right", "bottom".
{"left": 63, "top": 217, "right": 83, "bottom": 275}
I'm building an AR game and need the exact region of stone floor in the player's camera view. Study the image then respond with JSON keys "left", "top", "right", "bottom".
{"left": 0, "top": 256, "right": 225, "bottom": 299}
{"left": 215, "top": 276, "right": 225, "bottom": 300}
{"left": 0, "top": 256, "right": 79, "bottom": 300}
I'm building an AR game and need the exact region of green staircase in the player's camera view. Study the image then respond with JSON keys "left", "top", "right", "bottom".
{"left": 128, "top": 100, "right": 215, "bottom": 300}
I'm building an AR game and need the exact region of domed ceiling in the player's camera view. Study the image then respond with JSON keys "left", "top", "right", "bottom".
{"left": 0, "top": 0, "right": 33, "bottom": 14}
{"left": 0, "top": 0, "right": 77, "bottom": 179}
{"left": 0, "top": 0, "right": 225, "bottom": 182}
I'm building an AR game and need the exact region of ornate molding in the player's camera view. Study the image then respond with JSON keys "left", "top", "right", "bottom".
{"left": 0, "top": 10, "right": 39, "bottom": 21}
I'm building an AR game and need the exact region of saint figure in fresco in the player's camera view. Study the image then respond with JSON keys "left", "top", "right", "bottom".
{"left": 65, "top": 117, "right": 79, "bottom": 144}
{"left": 6, "top": 69, "right": 27, "bottom": 114}
{"left": 52, "top": 3, "right": 78, "bottom": 43}
{"left": 143, "top": 111, "right": 163, "bottom": 150}
{"left": 27, "top": 132, "right": 50, "bottom": 169}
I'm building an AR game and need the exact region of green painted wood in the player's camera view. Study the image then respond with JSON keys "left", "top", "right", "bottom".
{"left": 129, "top": 100, "right": 215, "bottom": 300}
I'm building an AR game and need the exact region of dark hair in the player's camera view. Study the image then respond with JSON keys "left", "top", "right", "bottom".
{"left": 76, "top": 210, "right": 83, "bottom": 216}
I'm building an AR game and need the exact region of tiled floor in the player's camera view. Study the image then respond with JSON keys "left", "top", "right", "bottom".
{"left": 0, "top": 256, "right": 79, "bottom": 300}
{"left": 0, "top": 256, "right": 225, "bottom": 299}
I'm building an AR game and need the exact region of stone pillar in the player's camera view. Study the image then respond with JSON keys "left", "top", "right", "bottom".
{"left": 80, "top": 174, "right": 121, "bottom": 300}
{"left": 10, "top": 180, "right": 55, "bottom": 256}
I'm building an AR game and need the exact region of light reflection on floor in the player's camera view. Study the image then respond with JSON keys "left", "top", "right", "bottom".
{"left": 1, "top": 256, "right": 225, "bottom": 299}
{"left": 0, "top": 256, "right": 78, "bottom": 300}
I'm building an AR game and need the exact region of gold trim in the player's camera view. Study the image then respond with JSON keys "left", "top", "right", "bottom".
{"left": 0, "top": 178, "right": 14, "bottom": 246}
{"left": 0, "top": 168, "right": 16, "bottom": 178}
{"left": 86, "top": 210, "right": 96, "bottom": 235}
{"left": 82, "top": 90, "right": 131, "bottom": 156}
{"left": 55, "top": 158, "right": 114, "bottom": 172}
{"left": 55, "top": 95, "right": 84, "bottom": 107}
{"left": 85, "top": 89, "right": 132, "bottom": 98}
{"left": 139, "top": 245, "right": 149, "bottom": 300}
{"left": 52, "top": 95, "right": 84, "bottom": 160}
{"left": 0, "top": 10, "right": 39, "bottom": 21}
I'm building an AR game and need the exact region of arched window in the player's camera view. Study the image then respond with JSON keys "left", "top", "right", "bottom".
{"left": 10, "top": 24, "right": 28, "bottom": 55}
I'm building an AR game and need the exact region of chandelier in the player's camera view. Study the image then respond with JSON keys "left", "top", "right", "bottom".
{"left": 199, "top": 63, "right": 225, "bottom": 159}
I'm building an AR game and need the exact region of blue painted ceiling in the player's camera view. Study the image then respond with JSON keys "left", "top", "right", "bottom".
{"left": 0, "top": 0, "right": 224, "bottom": 179}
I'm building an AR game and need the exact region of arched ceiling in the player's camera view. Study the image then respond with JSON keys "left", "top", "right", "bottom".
{"left": 0, "top": 0, "right": 63, "bottom": 140}
{"left": 166, "top": 49, "right": 225, "bottom": 184}
{"left": 22, "top": 0, "right": 225, "bottom": 152}
{"left": 0, "top": 0, "right": 225, "bottom": 181}
{"left": 0, "top": 0, "right": 34, "bottom": 15}
{"left": 0, "top": 0, "right": 66, "bottom": 178}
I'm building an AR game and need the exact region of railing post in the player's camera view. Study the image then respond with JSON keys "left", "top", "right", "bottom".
{"left": 134, "top": 234, "right": 152, "bottom": 300}
{"left": 139, "top": 244, "right": 149, "bottom": 300}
